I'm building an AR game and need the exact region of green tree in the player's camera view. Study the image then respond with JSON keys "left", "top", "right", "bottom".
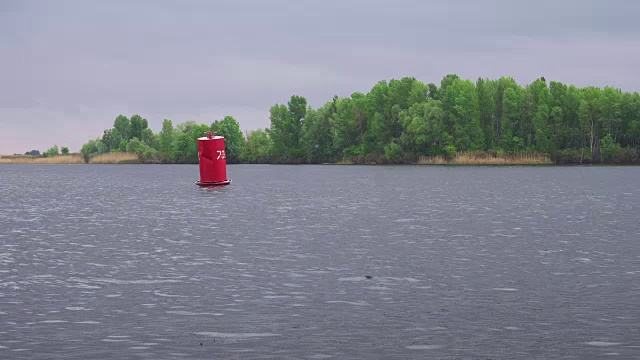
{"left": 330, "top": 94, "right": 363, "bottom": 155}
{"left": 61, "top": 146, "right": 69, "bottom": 155}
{"left": 242, "top": 129, "right": 272, "bottom": 163}
{"left": 601, "top": 87, "right": 621, "bottom": 139}
{"left": 95, "top": 140, "right": 107, "bottom": 154}
{"left": 384, "top": 142, "right": 404, "bottom": 163}
{"left": 600, "top": 133, "right": 622, "bottom": 162}
{"left": 76, "top": 74, "right": 640, "bottom": 165}
{"left": 175, "top": 120, "right": 199, "bottom": 134}
{"left": 439, "top": 74, "right": 460, "bottom": 97}
{"left": 619, "top": 92, "right": 640, "bottom": 147}
{"left": 81, "top": 141, "right": 98, "bottom": 161}
{"left": 126, "top": 138, "right": 143, "bottom": 154}
{"left": 561, "top": 85, "right": 583, "bottom": 149}
{"left": 159, "top": 119, "right": 175, "bottom": 160}
{"left": 476, "top": 78, "right": 498, "bottom": 148}
{"left": 363, "top": 81, "right": 390, "bottom": 153}
{"left": 140, "top": 144, "right": 157, "bottom": 162}
{"left": 501, "top": 86, "right": 521, "bottom": 149}
{"left": 548, "top": 106, "right": 563, "bottom": 157}
{"left": 43, "top": 145, "right": 59, "bottom": 157}
{"left": 579, "top": 87, "right": 604, "bottom": 160}
{"left": 445, "top": 79, "right": 483, "bottom": 151}
{"left": 169, "top": 121, "right": 209, "bottom": 163}
{"left": 301, "top": 106, "right": 335, "bottom": 163}
{"left": 399, "top": 100, "right": 446, "bottom": 155}
{"left": 533, "top": 104, "right": 552, "bottom": 153}
{"left": 129, "top": 114, "right": 145, "bottom": 141}
{"left": 113, "top": 115, "right": 130, "bottom": 140}
{"left": 101, "top": 129, "right": 114, "bottom": 151}
{"left": 141, "top": 128, "right": 155, "bottom": 147}
{"left": 118, "top": 139, "right": 128, "bottom": 152}
{"left": 426, "top": 83, "right": 439, "bottom": 100}
{"left": 172, "top": 132, "right": 190, "bottom": 162}
{"left": 269, "top": 96, "right": 307, "bottom": 161}
{"left": 211, "top": 116, "right": 244, "bottom": 163}
{"left": 268, "top": 104, "right": 290, "bottom": 159}
{"left": 286, "top": 95, "right": 307, "bottom": 159}
{"left": 365, "top": 112, "right": 392, "bottom": 154}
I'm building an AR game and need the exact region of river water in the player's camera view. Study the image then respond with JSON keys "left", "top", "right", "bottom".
{"left": 0, "top": 164, "right": 639, "bottom": 359}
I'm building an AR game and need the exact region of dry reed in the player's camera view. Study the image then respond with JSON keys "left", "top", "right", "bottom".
{"left": 88, "top": 152, "right": 139, "bottom": 164}
{"left": 0, "top": 154, "right": 85, "bottom": 164}
{"left": 417, "top": 151, "right": 552, "bottom": 165}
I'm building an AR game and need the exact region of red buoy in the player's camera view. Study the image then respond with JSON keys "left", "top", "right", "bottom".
{"left": 196, "top": 131, "right": 231, "bottom": 187}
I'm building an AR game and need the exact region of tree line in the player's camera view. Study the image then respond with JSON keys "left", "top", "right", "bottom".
{"left": 80, "top": 114, "right": 245, "bottom": 163}
{"left": 80, "top": 74, "right": 640, "bottom": 164}
{"left": 23, "top": 146, "right": 69, "bottom": 157}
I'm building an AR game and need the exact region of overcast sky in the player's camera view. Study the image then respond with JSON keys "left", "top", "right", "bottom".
{"left": 2, "top": 0, "right": 640, "bottom": 153}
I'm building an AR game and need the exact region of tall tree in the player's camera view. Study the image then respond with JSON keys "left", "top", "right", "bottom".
{"left": 129, "top": 114, "right": 146, "bottom": 141}
{"left": 399, "top": 99, "right": 446, "bottom": 156}
{"left": 113, "top": 115, "right": 130, "bottom": 141}
{"left": 269, "top": 95, "right": 307, "bottom": 161}
{"left": 269, "top": 103, "right": 291, "bottom": 159}
{"left": 242, "top": 129, "right": 272, "bottom": 163}
{"left": 476, "top": 77, "right": 497, "bottom": 149}
{"left": 301, "top": 105, "right": 336, "bottom": 163}
{"left": 159, "top": 119, "right": 175, "bottom": 159}
{"left": 287, "top": 95, "right": 307, "bottom": 157}
{"left": 445, "top": 79, "right": 483, "bottom": 151}
{"left": 330, "top": 95, "right": 362, "bottom": 156}
{"left": 579, "top": 87, "right": 604, "bottom": 160}
{"left": 211, "top": 116, "right": 245, "bottom": 163}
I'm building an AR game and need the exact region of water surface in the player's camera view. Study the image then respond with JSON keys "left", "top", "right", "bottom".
{"left": 1, "top": 164, "right": 639, "bottom": 359}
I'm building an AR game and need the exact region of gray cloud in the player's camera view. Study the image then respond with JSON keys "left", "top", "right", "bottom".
{"left": 1, "top": 0, "right": 639, "bottom": 153}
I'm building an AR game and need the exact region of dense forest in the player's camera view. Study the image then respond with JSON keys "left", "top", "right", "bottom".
{"left": 79, "top": 74, "right": 640, "bottom": 164}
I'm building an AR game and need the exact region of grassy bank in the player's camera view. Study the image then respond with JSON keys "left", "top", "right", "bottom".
{"left": 0, "top": 152, "right": 140, "bottom": 164}
{"left": 88, "top": 152, "right": 139, "bottom": 164}
{"left": 0, "top": 151, "right": 572, "bottom": 166}
{"left": 417, "top": 151, "right": 553, "bottom": 165}
{"left": 0, "top": 154, "right": 85, "bottom": 164}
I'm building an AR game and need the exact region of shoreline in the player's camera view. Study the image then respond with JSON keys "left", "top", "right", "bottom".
{"left": 2, "top": 158, "right": 638, "bottom": 166}
{"left": 3, "top": 151, "right": 639, "bottom": 166}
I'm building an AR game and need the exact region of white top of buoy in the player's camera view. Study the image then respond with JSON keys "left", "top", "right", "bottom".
{"left": 198, "top": 136, "right": 224, "bottom": 140}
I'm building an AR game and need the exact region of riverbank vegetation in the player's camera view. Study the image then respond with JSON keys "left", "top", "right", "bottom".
{"left": 71, "top": 74, "right": 640, "bottom": 165}
{"left": 87, "top": 152, "right": 140, "bottom": 164}
{"left": 0, "top": 154, "right": 84, "bottom": 164}
{"left": 417, "top": 151, "right": 552, "bottom": 165}
{"left": 2, "top": 152, "right": 139, "bottom": 164}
